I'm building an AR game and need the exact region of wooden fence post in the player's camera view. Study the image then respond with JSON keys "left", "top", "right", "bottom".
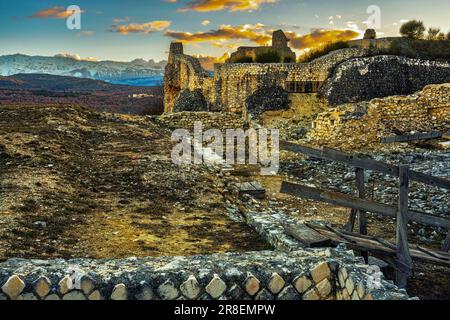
{"left": 346, "top": 168, "right": 367, "bottom": 233}
{"left": 396, "top": 165, "right": 413, "bottom": 288}
{"left": 356, "top": 168, "right": 367, "bottom": 236}
{"left": 356, "top": 168, "right": 368, "bottom": 262}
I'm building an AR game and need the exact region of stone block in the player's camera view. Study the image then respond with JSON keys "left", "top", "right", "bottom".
{"left": 111, "top": 283, "right": 127, "bottom": 300}
{"left": 206, "top": 274, "right": 227, "bottom": 299}
{"left": 1, "top": 275, "right": 25, "bottom": 300}
{"left": 244, "top": 274, "right": 261, "bottom": 296}
{"left": 180, "top": 275, "right": 201, "bottom": 300}
{"left": 33, "top": 276, "right": 52, "bottom": 299}
{"left": 311, "top": 262, "right": 331, "bottom": 284}
{"left": 267, "top": 273, "right": 285, "bottom": 295}
{"left": 316, "top": 278, "right": 332, "bottom": 298}
{"left": 293, "top": 275, "right": 312, "bottom": 294}
{"left": 158, "top": 280, "right": 179, "bottom": 300}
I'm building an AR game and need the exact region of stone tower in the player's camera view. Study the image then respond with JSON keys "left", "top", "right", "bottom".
{"left": 169, "top": 42, "right": 184, "bottom": 55}
{"left": 168, "top": 42, "right": 183, "bottom": 63}
{"left": 272, "top": 30, "right": 289, "bottom": 48}
{"left": 364, "top": 29, "right": 377, "bottom": 40}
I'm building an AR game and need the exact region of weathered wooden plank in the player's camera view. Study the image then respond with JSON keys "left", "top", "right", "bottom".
{"left": 236, "top": 181, "right": 266, "bottom": 199}
{"left": 306, "top": 223, "right": 450, "bottom": 267}
{"left": 283, "top": 224, "right": 332, "bottom": 248}
{"left": 396, "top": 165, "right": 413, "bottom": 288}
{"left": 280, "top": 182, "right": 450, "bottom": 229}
{"left": 281, "top": 141, "right": 450, "bottom": 190}
{"left": 381, "top": 131, "right": 442, "bottom": 144}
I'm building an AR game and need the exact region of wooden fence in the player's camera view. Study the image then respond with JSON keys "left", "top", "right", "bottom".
{"left": 280, "top": 141, "right": 450, "bottom": 288}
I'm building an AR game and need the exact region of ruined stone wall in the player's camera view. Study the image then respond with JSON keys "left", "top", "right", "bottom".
{"left": 348, "top": 38, "right": 394, "bottom": 50}
{"left": 213, "top": 48, "right": 369, "bottom": 113}
{"left": 164, "top": 52, "right": 212, "bottom": 113}
{"left": 320, "top": 55, "right": 450, "bottom": 106}
{"left": 309, "top": 83, "right": 450, "bottom": 149}
{"left": 229, "top": 46, "right": 296, "bottom": 63}
{"left": 164, "top": 46, "right": 369, "bottom": 114}
{"left": 157, "top": 111, "right": 245, "bottom": 132}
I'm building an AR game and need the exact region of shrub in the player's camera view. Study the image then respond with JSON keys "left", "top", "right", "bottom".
{"left": 255, "top": 50, "right": 282, "bottom": 63}
{"left": 447, "top": 31, "right": 450, "bottom": 41}
{"left": 298, "top": 41, "right": 350, "bottom": 63}
{"left": 400, "top": 20, "right": 425, "bottom": 39}
{"left": 283, "top": 56, "right": 294, "bottom": 63}
{"left": 386, "top": 38, "right": 450, "bottom": 62}
{"left": 427, "top": 27, "right": 441, "bottom": 40}
{"left": 234, "top": 56, "right": 254, "bottom": 63}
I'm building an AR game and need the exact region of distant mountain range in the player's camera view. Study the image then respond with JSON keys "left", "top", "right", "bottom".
{"left": 0, "top": 54, "right": 166, "bottom": 81}
{"left": 0, "top": 73, "right": 148, "bottom": 92}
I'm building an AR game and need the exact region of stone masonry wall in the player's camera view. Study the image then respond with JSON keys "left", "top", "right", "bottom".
{"left": 157, "top": 112, "right": 245, "bottom": 132}
{"left": 309, "top": 83, "right": 450, "bottom": 149}
{"left": 213, "top": 48, "right": 369, "bottom": 113}
{"left": 164, "top": 45, "right": 369, "bottom": 114}
{"left": 319, "top": 55, "right": 450, "bottom": 106}
{"left": 0, "top": 248, "right": 409, "bottom": 300}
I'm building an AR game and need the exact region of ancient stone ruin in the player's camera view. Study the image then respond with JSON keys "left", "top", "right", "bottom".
{"left": 228, "top": 29, "right": 297, "bottom": 63}
{"left": 164, "top": 30, "right": 450, "bottom": 117}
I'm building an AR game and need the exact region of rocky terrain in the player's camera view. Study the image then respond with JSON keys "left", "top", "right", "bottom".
{"left": 0, "top": 54, "right": 165, "bottom": 81}
{"left": 0, "top": 104, "right": 268, "bottom": 260}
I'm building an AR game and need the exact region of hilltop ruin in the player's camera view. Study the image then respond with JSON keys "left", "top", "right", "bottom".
{"left": 164, "top": 30, "right": 450, "bottom": 120}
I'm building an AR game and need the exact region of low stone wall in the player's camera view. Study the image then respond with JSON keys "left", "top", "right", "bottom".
{"left": 157, "top": 112, "right": 245, "bottom": 132}
{"left": 0, "top": 248, "right": 409, "bottom": 300}
{"left": 309, "top": 83, "right": 450, "bottom": 149}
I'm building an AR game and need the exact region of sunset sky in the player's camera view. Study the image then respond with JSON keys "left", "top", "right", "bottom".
{"left": 1, "top": 0, "right": 449, "bottom": 62}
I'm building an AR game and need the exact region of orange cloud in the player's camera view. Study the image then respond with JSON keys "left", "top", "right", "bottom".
{"left": 179, "top": 0, "right": 277, "bottom": 12}
{"left": 165, "top": 24, "right": 359, "bottom": 52}
{"left": 193, "top": 53, "right": 230, "bottom": 70}
{"left": 165, "top": 24, "right": 271, "bottom": 45}
{"left": 285, "top": 29, "right": 359, "bottom": 50}
{"left": 111, "top": 21, "right": 172, "bottom": 35}
{"left": 30, "top": 6, "right": 83, "bottom": 19}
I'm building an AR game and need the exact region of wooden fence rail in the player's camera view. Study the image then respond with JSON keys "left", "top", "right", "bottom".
{"left": 381, "top": 131, "right": 443, "bottom": 144}
{"left": 280, "top": 182, "right": 450, "bottom": 229}
{"left": 281, "top": 141, "right": 450, "bottom": 190}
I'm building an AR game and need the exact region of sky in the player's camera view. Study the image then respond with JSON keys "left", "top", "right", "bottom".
{"left": 0, "top": 0, "right": 449, "bottom": 62}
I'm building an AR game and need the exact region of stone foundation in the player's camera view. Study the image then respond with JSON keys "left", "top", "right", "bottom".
{"left": 0, "top": 248, "right": 409, "bottom": 300}
{"left": 157, "top": 112, "right": 245, "bottom": 132}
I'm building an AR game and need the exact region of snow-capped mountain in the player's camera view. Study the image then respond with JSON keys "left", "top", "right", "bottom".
{"left": 0, "top": 54, "right": 166, "bottom": 81}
